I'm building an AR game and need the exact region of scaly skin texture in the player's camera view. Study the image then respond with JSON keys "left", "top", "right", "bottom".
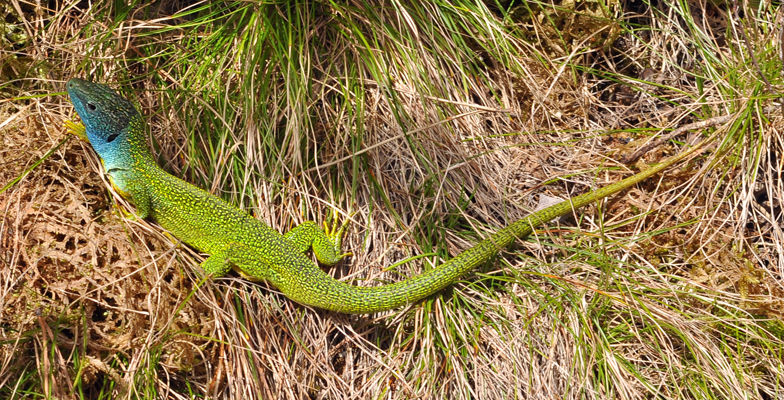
{"left": 66, "top": 78, "right": 705, "bottom": 314}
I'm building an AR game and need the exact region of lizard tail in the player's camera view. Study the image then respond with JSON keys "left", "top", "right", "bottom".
{"left": 286, "top": 136, "right": 712, "bottom": 313}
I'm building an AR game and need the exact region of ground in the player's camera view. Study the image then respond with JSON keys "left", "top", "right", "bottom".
{"left": 1, "top": 1, "right": 783, "bottom": 399}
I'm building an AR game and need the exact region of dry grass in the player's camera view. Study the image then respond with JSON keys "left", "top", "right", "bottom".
{"left": 1, "top": 0, "right": 783, "bottom": 399}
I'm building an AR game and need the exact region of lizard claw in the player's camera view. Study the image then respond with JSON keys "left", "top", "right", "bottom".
{"left": 64, "top": 119, "right": 89, "bottom": 142}
{"left": 323, "top": 211, "right": 355, "bottom": 261}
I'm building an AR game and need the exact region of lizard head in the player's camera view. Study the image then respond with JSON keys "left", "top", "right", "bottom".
{"left": 67, "top": 78, "right": 145, "bottom": 164}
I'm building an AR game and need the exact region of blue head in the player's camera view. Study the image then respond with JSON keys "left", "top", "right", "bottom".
{"left": 67, "top": 78, "right": 149, "bottom": 168}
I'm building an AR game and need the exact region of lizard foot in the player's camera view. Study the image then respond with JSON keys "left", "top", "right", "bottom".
{"left": 64, "top": 119, "right": 89, "bottom": 142}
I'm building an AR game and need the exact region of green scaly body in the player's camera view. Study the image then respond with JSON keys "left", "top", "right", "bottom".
{"left": 66, "top": 78, "right": 706, "bottom": 314}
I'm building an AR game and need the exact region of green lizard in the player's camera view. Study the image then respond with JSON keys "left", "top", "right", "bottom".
{"left": 66, "top": 78, "right": 707, "bottom": 314}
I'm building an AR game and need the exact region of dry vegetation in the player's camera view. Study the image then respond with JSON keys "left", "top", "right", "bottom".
{"left": 1, "top": 0, "right": 783, "bottom": 399}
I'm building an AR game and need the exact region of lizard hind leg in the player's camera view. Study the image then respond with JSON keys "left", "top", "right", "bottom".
{"left": 283, "top": 214, "right": 353, "bottom": 266}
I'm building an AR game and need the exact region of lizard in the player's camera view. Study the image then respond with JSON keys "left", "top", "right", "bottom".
{"left": 65, "top": 78, "right": 709, "bottom": 314}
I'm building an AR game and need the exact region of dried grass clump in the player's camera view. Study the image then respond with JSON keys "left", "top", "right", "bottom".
{"left": 0, "top": 106, "right": 214, "bottom": 393}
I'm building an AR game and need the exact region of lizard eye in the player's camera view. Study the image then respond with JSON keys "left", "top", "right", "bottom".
{"left": 86, "top": 102, "right": 97, "bottom": 111}
{"left": 106, "top": 133, "right": 120, "bottom": 143}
